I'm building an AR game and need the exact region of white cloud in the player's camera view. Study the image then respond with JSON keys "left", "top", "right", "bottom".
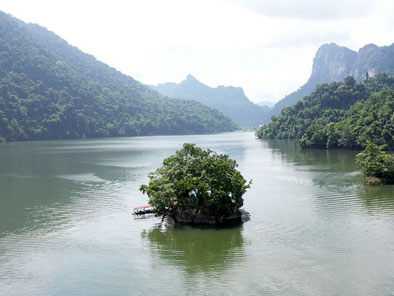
{"left": 233, "top": 0, "right": 374, "bottom": 20}
{"left": 0, "top": 0, "right": 393, "bottom": 103}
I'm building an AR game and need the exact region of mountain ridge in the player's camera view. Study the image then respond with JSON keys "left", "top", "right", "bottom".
{"left": 151, "top": 75, "right": 270, "bottom": 127}
{"left": 0, "top": 11, "right": 236, "bottom": 142}
{"left": 269, "top": 42, "right": 394, "bottom": 119}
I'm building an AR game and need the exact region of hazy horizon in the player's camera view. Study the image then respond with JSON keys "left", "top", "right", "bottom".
{"left": 1, "top": 0, "right": 393, "bottom": 103}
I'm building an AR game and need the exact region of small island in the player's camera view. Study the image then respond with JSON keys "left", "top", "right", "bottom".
{"left": 356, "top": 142, "right": 394, "bottom": 185}
{"left": 140, "top": 143, "right": 251, "bottom": 224}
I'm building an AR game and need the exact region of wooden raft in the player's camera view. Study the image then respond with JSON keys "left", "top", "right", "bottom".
{"left": 133, "top": 205, "right": 154, "bottom": 215}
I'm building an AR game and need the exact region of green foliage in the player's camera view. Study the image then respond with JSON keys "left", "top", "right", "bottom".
{"left": 356, "top": 142, "right": 394, "bottom": 184}
{"left": 258, "top": 74, "right": 394, "bottom": 150}
{"left": 269, "top": 43, "right": 394, "bottom": 121}
{"left": 0, "top": 12, "right": 236, "bottom": 142}
{"left": 140, "top": 143, "right": 251, "bottom": 217}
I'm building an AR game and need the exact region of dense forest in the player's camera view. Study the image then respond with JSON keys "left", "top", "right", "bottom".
{"left": 257, "top": 74, "right": 394, "bottom": 150}
{"left": 264, "top": 42, "right": 394, "bottom": 122}
{"left": 0, "top": 11, "right": 236, "bottom": 142}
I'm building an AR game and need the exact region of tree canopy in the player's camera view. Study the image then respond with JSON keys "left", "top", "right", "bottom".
{"left": 140, "top": 143, "right": 251, "bottom": 223}
{"left": 0, "top": 11, "right": 236, "bottom": 143}
{"left": 258, "top": 74, "right": 394, "bottom": 150}
{"left": 356, "top": 142, "right": 394, "bottom": 185}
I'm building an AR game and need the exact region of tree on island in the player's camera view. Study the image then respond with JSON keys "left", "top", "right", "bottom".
{"left": 356, "top": 142, "right": 394, "bottom": 185}
{"left": 140, "top": 143, "right": 251, "bottom": 224}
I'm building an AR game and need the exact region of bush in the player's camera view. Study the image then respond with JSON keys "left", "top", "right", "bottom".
{"left": 140, "top": 143, "right": 251, "bottom": 221}
{"left": 356, "top": 142, "right": 394, "bottom": 184}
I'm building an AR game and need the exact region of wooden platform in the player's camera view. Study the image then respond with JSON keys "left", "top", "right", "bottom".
{"left": 133, "top": 205, "right": 154, "bottom": 215}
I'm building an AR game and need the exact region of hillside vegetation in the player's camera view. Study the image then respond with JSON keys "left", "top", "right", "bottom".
{"left": 265, "top": 42, "right": 394, "bottom": 121}
{"left": 0, "top": 12, "right": 236, "bottom": 142}
{"left": 258, "top": 74, "right": 394, "bottom": 150}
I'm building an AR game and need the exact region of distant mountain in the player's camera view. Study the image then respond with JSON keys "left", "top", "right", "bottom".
{"left": 0, "top": 11, "right": 236, "bottom": 142}
{"left": 268, "top": 42, "right": 394, "bottom": 119}
{"left": 151, "top": 75, "right": 270, "bottom": 128}
{"left": 256, "top": 101, "right": 275, "bottom": 108}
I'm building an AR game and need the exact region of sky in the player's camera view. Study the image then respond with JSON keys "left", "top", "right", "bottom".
{"left": 1, "top": 0, "right": 393, "bottom": 103}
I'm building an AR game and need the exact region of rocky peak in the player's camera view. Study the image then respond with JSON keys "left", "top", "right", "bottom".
{"left": 358, "top": 43, "right": 379, "bottom": 55}
{"left": 269, "top": 42, "right": 394, "bottom": 119}
{"left": 310, "top": 43, "right": 357, "bottom": 83}
{"left": 185, "top": 74, "right": 199, "bottom": 82}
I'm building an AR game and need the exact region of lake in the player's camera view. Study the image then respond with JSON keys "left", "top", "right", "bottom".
{"left": 1, "top": 132, "right": 394, "bottom": 295}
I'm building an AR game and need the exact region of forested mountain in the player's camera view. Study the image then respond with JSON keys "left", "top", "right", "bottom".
{"left": 266, "top": 42, "right": 394, "bottom": 121}
{"left": 258, "top": 74, "right": 394, "bottom": 150}
{"left": 151, "top": 75, "right": 270, "bottom": 128}
{"left": 0, "top": 11, "right": 236, "bottom": 142}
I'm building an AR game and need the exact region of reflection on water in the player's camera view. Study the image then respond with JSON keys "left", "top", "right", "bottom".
{"left": 143, "top": 221, "right": 244, "bottom": 274}
{"left": 264, "top": 139, "right": 394, "bottom": 213}
{"left": 1, "top": 133, "right": 394, "bottom": 295}
{"left": 362, "top": 185, "right": 394, "bottom": 211}
{"left": 265, "top": 139, "right": 360, "bottom": 172}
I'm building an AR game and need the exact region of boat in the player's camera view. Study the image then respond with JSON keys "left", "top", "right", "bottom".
{"left": 133, "top": 205, "right": 154, "bottom": 215}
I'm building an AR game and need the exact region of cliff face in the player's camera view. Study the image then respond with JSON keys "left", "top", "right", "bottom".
{"left": 354, "top": 44, "right": 394, "bottom": 79}
{"left": 270, "top": 42, "right": 394, "bottom": 118}
{"left": 309, "top": 43, "right": 357, "bottom": 83}
{"left": 170, "top": 207, "right": 249, "bottom": 224}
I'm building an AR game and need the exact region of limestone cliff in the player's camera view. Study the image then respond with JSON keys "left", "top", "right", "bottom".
{"left": 269, "top": 42, "right": 394, "bottom": 119}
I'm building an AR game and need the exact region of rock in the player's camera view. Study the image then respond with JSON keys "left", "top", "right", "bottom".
{"left": 270, "top": 42, "right": 394, "bottom": 117}
{"left": 365, "top": 176, "right": 383, "bottom": 185}
{"left": 168, "top": 208, "right": 249, "bottom": 225}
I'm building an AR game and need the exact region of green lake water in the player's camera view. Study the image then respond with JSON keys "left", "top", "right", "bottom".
{"left": 0, "top": 132, "right": 394, "bottom": 295}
